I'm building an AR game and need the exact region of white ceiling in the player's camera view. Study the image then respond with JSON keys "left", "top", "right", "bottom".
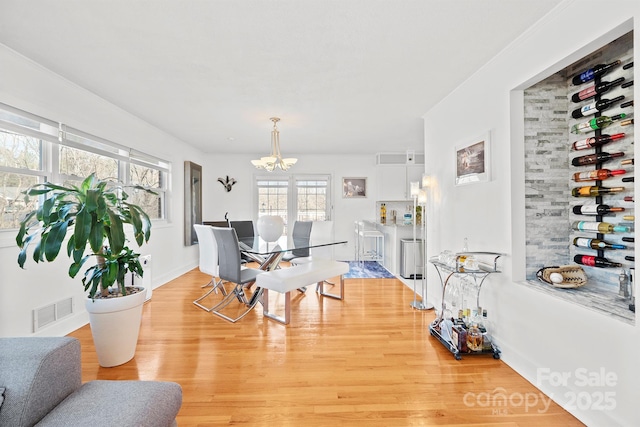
{"left": 0, "top": 0, "right": 563, "bottom": 156}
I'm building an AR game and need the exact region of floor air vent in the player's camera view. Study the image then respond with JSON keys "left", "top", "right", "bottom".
{"left": 33, "top": 297, "right": 74, "bottom": 332}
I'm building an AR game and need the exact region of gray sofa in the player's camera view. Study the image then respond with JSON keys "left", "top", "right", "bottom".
{"left": 0, "top": 337, "right": 182, "bottom": 426}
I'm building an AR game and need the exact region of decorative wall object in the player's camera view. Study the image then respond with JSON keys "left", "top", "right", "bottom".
{"left": 184, "top": 161, "right": 202, "bottom": 246}
{"left": 342, "top": 177, "right": 367, "bottom": 198}
{"left": 455, "top": 131, "right": 491, "bottom": 185}
{"left": 218, "top": 175, "right": 237, "bottom": 192}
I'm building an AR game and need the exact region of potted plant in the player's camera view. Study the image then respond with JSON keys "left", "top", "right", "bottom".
{"left": 16, "top": 173, "right": 154, "bottom": 367}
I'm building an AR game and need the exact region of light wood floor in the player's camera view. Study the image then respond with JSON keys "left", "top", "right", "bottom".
{"left": 68, "top": 268, "right": 583, "bottom": 426}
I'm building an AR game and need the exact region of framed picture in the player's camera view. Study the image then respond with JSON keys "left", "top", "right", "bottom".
{"left": 184, "top": 161, "right": 202, "bottom": 246}
{"left": 455, "top": 131, "right": 491, "bottom": 186}
{"left": 342, "top": 177, "right": 367, "bottom": 198}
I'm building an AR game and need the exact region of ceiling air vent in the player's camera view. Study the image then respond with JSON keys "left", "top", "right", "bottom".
{"left": 376, "top": 152, "right": 424, "bottom": 165}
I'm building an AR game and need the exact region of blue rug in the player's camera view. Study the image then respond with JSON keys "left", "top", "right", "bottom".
{"left": 342, "top": 261, "right": 395, "bottom": 279}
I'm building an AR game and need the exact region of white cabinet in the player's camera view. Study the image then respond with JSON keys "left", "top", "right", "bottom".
{"left": 376, "top": 164, "right": 425, "bottom": 200}
{"left": 377, "top": 166, "right": 407, "bottom": 200}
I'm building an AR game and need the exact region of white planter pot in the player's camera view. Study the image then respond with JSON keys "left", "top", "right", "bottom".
{"left": 85, "top": 287, "right": 146, "bottom": 367}
{"left": 257, "top": 215, "right": 284, "bottom": 242}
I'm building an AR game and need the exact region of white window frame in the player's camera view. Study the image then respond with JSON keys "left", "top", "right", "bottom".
{"left": 0, "top": 102, "right": 171, "bottom": 236}
{"left": 254, "top": 173, "right": 332, "bottom": 237}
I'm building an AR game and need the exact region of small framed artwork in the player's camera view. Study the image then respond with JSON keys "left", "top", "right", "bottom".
{"left": 342, "top": 177, "right": 367, "bottom": 198}
{"left": 455, "top": 131, "right": 491, "bottom": 186}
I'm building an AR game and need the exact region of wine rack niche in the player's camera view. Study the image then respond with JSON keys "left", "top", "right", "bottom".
{"left": 568, "top": 42, "right": 634, "bottom": 290}
{"left": 523, "top": 30, "right": 634, "bottom": 324}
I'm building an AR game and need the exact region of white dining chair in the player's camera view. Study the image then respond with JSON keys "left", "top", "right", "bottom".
{"left": 193, "top": 224, "right": 227, "bottom": 312}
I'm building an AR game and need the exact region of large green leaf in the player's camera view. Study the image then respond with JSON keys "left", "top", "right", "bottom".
{"left": 73, "top": 207, "right": 91, "bottom": 250}
{"left": 82, "top": 265, "right": 102, "bottom": 298}
{"left": 32, "top": 239, "right": 43, "bottom": 263}
{"left": 17, "top": 248, "right": 27, "bottom": 268}
{"left": 44, "top": 220, "right": 69, "bottom": 261}
{"left": 128, "top": 203, "right": 152, "bottom": 242}
{"left": 107, "top": 209, "right": 125, "bottom": 253}
{"left": 128, "top": 206, "right": 144, "bottom": 246}
{"left": 25, "top": 189, "right": 52, "bottom": 198}
{"left": 103, "top": 261, "right": 118, "bottom": 289}
{"left": 96, "top": 195, "right": 107, "bottom": 219}
{"left": 88, "top": 215, "right": 105, "bottom": 253}
{"left": 80, "top": 174, "right": 95, "bottom": 193}
{"left": 35, "top": 182, "right": 75, "bottom": 193}
{"left": 57, "top": 202, "right": 75, "bottom": 220}
{"left": 40, "top": 196, "right": 56, "bottom": 224}
{"left": 85, "top": 189, "right": 100, "bottom": 212}
{"left": 69, "top": 255, "right": 90, "bottom": 278}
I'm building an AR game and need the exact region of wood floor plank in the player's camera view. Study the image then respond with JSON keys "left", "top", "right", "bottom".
{"left": 67, "top": 268, "right": 584, "bottom": 426}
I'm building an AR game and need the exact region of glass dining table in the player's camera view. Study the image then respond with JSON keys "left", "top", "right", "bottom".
{"left": 239, "top": 237, "right": 346, "bottom": 268}
{"left": 236, "top": 236, "right": 348, "bottom": 308}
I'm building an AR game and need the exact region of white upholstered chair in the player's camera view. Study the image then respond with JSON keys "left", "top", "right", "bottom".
{"left": 193, "top": 224, "right": 227, "bottom": 311}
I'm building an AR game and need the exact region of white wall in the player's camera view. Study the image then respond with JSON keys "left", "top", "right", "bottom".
{"left": 0, "top": 43, "right": 203, "bottom": 337}
{"left": 422, "top": 1, "right": 638, "bottom": 425}
{"left": 201, "top": 153, "right": 381, "bottom": 261}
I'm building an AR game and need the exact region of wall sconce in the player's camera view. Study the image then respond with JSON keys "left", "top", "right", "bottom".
{"left": 422, "top": 174, "right": 431, "bottom": 188}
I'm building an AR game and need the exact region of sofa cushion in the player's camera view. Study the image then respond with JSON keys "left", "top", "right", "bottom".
{"left": 0, "top": 337, "right": 81, "bottom": 427}
{"left": 36, "top": 380, "right": 182, "bottom": 427}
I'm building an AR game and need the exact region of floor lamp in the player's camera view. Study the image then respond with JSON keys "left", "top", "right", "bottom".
{"left": 417, "top": 180, "right": 433, "bottom": 310}
{"left": 410, "top": 181, "right": 421, "bottom": 310}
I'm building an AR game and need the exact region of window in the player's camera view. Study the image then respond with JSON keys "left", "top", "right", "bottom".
{"left": 295, "top": 178, "right": 328, "bottom": 221}
{"left": 257, "top": 177, "right": 289, "bottom": 232}
{"left": 255, "top": 174, "right": 331, "bottom": 235}
{"left": 0, "top": 102, "right": 170, "bottom": 230}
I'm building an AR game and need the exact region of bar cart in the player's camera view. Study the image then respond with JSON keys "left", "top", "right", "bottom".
{"left": 429, "top": 251, "right": 503, "bottom": 360}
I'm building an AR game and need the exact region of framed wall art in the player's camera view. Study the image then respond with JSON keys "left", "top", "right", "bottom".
{"left": 342, "top": 177, "right": 367, "bottom": 198}
{"left": 455, "top": 131, "right": 491, "bottom": 186}
{"left": 184, "top": 161, "right": 203, "bottom": 246}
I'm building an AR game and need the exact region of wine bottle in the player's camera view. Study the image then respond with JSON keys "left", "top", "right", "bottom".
{"left": 622, "top": 80, "right": 634, "bottom": 88}
{"left": 574, "top": 254, "right": 622, "bottom": 268}
{"left": 572, "top": 169, "right": 626, "bottom": 182}
{"left": 571, "top": 133, "right": 625, "bottom": 151}
{"left": 571, "top": 77, "right": 625, "bottom": 102}
{"left": 621, "top": 100, "right": 634, "bottom": 108}
{"left": 571, "top": 221, "right": 630, "bottom": 233}
{"left": 572, "top": 152, "right": 624, "bottom": 167}
{"left": 572, "top": 60, "right": 621, "bottom": 85}
{"left": 619, "top": 222, "right": 635, "bottom": 232}
{"left": 570, "top": 114, "right": 627, "bottom": 134}
{"left": 624, "top": 196, "right": 634, "bottom": 202}
{"left": 571, "top": 96, "right": 625, "bottom": 119}
{"left": 622, "top": 177, "right": 634, "bottom": 183}
{"left": 571, "top": 186, "right": 625, "bottom": 197}
{"left": 623, "top": 62, "right": 634, "bottom": 70}
{"left": 626, "top": 256, "right": 635, "bottom": 262}
{"left": 623, "top": 215, "right": 635, "bottom": 221}
{"left": 621, "top": 159, "right": 634, "bottom": 166}
{"left": 573, "top": 237, "right": 627, "bottom": 250}
{"left": 622, "top": 237, "right": 635, "bottom": 242}
{"left": 572, "top": 204, "right": 625, "bottom": 215}
{"left": 620, "top": 118, "right": 634, "bottom": 126}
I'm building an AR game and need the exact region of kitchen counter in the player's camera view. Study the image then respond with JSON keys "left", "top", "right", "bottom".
{"left": 373, "top": 222, "right": 424, "bottom": 277}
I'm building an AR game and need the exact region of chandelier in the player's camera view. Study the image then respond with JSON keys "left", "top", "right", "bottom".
{"left": 251, "top": 117, "right": 297, "bottom": 171}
